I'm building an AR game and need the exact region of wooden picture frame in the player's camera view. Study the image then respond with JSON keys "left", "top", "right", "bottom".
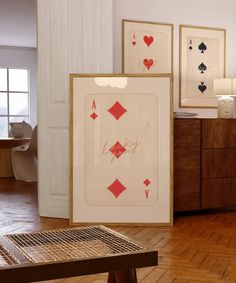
{"left": 179, "top": 25, "right": 226, "bottom": 108}
{"left": 70, "top": 74, "right": 173, "bottom": 225}
{"left": 122, "top": 19, "right": 173, "bottom": 74}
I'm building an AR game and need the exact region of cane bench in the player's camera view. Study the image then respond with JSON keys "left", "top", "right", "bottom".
{"left": 0, "top": 225, "right": 158, "bottom": 283}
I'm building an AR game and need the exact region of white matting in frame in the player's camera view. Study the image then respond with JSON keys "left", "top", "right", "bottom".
{"left": 180, "top": 25, "right": 226, "bottom": 108}
{"left": 70, "top": 74, "right": 172, "bottom": 225}
{"left": 122, "top": 20, "right": 173, "bottom": 74}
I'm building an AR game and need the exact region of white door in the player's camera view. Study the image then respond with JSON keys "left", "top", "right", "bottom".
{"left": 37, "top": 0, "right": 113, "bottom": 218}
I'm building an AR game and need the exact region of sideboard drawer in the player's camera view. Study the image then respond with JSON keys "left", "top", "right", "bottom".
{"left": 201, "top": 178, "right": 236, "bottom": 209}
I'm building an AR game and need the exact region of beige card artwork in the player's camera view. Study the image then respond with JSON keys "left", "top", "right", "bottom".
{"left": 71, "top": 75, "right": 172, "bottom": 224}
{"left": 180, "top": 25, "right": 225, "bottom": 108}
{"left": 123, "top": 20, "right": 173, "bottom": 74}
{"left": 129, "top": 30, "right": 168, "bottom": 73}
{"left": 85, "top": 93, "right": 158, "bottom": 207}
{"left": 186, "top": 36, "right": 220, "bottom": 99}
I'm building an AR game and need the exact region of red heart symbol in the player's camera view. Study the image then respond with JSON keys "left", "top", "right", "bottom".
{"left": 132, "top": 41, "right": 136, "bottom": 46}
{"left": 143, "top": 35, "right": 154, "bottom": 47}
{"left": 143, "top": 58, "right": 154, "bottom": 70}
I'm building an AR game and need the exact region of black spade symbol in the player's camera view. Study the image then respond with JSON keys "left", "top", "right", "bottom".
{"left": 189, "top": 45, "right": 193, "bottom": 51}
{"left": 198, "top": 62, "right": 207, "bottom": 74}
{"left": 198, "top": 82, "right": 207, "bottom": 93}
{"left": 198, "top": 42, "right": 207, "bottom": 53}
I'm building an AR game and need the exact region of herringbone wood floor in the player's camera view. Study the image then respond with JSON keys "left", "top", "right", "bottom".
{"left": 0, "top": 178, "right": 236, "bottom": 282}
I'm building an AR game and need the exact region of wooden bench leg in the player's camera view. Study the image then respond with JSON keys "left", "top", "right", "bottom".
{"left": 107, "top": 268, "right": 137, "bottom": 283}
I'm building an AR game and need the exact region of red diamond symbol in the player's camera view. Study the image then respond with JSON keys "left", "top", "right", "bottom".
{"left": 143, "top": 179, "right": 151, "bottom": 186}
{"left": 109, "top": 141, "right": 126, "bottom": 159}
{"left": 107, "top": 179, "right": 126, "bottom": 198}
{"left": 90, "top": 112, "right": 98, "bottom": 120}
{"left": 107, "top": 101, "right": 127, "bottom": 120}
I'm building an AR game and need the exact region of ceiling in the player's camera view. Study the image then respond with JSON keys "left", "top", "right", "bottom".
{"left": 0, "top": 0, "right": 36, "bottom": 48}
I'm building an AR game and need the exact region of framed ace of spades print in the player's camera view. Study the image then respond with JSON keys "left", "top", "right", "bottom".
{"left": 122, "top": 20, "right": 173, "bottom": 74}
{"left": 180, "top": 25, "right": 226, "bottom": 108}
{"left": 70, "top": 74, "right": 173, "bottom": 225}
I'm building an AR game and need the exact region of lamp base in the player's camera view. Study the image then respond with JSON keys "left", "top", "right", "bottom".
{"left": 217, "top": 96, "right": 234, "bottom": 118}
{"left": 233, "top": 97, "right": 236, "bottom": 118}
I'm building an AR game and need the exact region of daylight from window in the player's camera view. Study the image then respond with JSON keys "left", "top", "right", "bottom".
{"left": 0, "top": 68, "right": 29, "bottom": 137}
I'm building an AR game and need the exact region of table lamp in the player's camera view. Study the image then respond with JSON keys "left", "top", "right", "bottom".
{"left": 213, "top": 78, "right": 234, "bottom": 118}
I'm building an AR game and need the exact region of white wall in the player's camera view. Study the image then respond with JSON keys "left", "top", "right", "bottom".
{"left": 0, "top": 46, "right": 37, "bottom": 126}
{"left": 113, "top": 0, "right": 236, "bottom": 117}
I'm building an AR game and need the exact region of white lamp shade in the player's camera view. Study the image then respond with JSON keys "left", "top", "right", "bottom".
{"left": 213, "top": 78, "right": 232, "bottom": 96}
{"left": 232, "top": 79, "right": 236, "bottom": 95}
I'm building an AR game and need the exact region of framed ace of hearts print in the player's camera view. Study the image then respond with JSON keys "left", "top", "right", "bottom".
{"left": 179, "top": 25, "right": 226, "bottom": 108}
{"left": 122, "top": 20, "right": 173, "bottom": 74}
{"left": 70, "top": 74, "right": 173, "bottom": 225}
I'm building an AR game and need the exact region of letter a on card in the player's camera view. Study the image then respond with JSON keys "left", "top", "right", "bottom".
{"left": 92, "top": 100, "right": 96, "bottom": 109}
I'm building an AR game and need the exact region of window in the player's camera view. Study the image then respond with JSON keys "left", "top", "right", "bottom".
{"left": 0, "top": 68, "right": 29, "bottom": 137}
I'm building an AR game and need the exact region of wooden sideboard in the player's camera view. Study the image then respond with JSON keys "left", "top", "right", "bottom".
{"left": 0, "top": 138, "right": 29, "bottom": 177}
{"left": 174, "top": 118, "right": 236, "bottom": 211}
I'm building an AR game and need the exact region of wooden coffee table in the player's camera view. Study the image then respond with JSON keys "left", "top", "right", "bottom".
{"left": 0, "top": 225, "right": 158, "bottom": 283}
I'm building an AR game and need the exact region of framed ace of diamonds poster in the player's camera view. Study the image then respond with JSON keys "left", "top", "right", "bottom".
{"left": 70, "top": 74, "right": 173, "bottom": 225}
{"left": 180, "top": 25, "right": 226, "bottom": 108}
{"left": 122, "top": 19, "right": 173, "bottom": 74}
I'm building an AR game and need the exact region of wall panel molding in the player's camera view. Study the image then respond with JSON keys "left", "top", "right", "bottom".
{"left": 37, "top": 0, "right": 113, "bottom": 218}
